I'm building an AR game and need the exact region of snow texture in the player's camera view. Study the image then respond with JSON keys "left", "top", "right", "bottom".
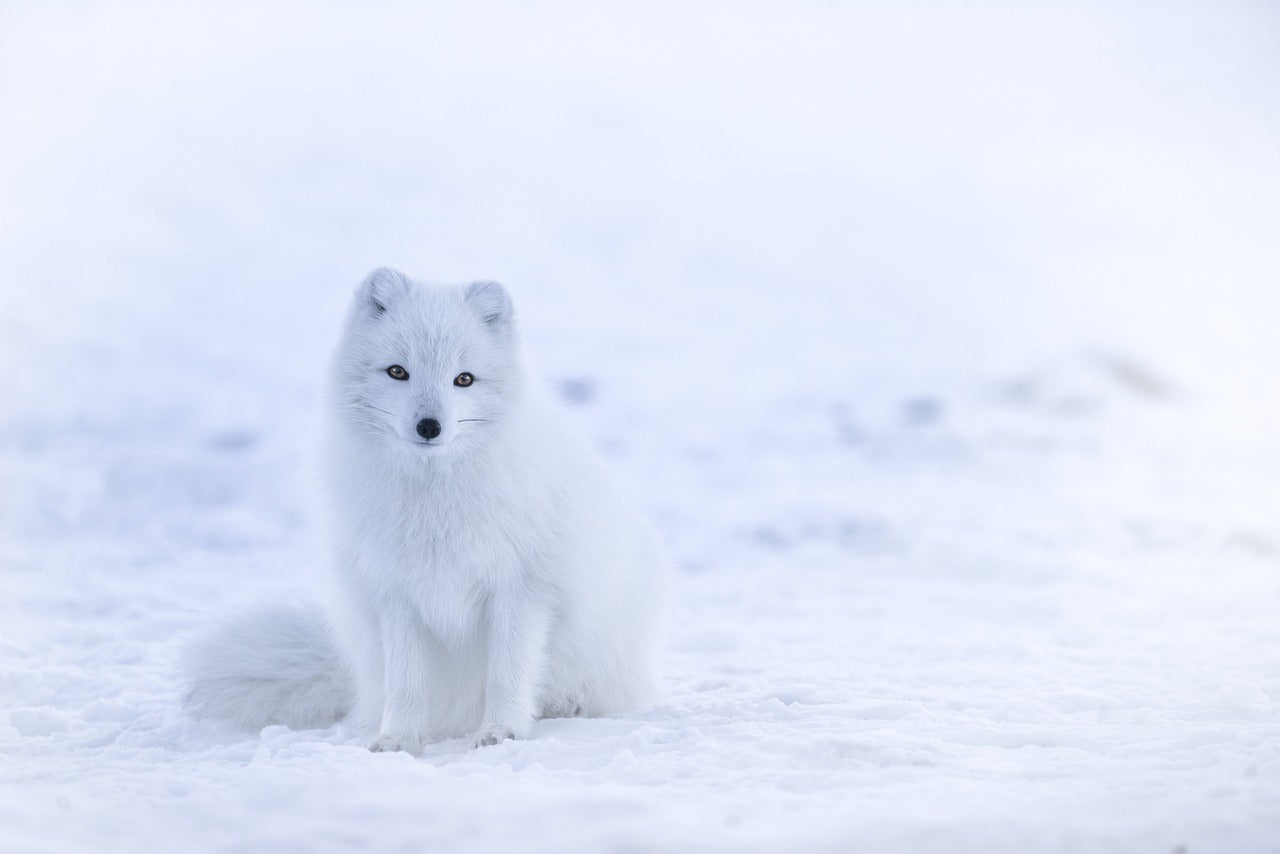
{"left": 2, "top": 3, "right": 1278, "bottom": 852}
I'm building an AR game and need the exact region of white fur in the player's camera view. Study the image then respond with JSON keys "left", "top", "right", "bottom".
{"left": 184, "top": 602, "right": 352, "bottom": 731}
{"left": 184, "top": 269, "right": 668, "bottom": 752}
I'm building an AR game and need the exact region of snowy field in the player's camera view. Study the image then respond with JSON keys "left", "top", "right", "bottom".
{"left": 2, "top": 2, "right": 1279, "bottom": 851}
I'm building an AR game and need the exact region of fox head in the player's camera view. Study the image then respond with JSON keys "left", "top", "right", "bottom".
{"left": 331, "top": 268, "right": 522, "bottom": 454}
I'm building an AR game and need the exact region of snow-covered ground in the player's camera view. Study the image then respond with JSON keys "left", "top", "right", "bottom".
{"left": 2, "top": 3, "right": 1278, "bottom": 851}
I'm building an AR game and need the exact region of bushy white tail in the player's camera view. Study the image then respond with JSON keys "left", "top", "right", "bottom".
{"left": 183, "top": 603, "right": 353, "bottom": 731}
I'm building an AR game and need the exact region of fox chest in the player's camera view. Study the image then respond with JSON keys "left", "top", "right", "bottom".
{"left": 349, "top": 505, "right": 538, "bottom": 640}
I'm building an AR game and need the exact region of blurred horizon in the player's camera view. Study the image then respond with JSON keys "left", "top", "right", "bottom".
{"left": 3, "top": 3, "right": 1278, "bottom": 417}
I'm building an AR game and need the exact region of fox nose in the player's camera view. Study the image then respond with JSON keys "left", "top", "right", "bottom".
{"left": 416, "top": 418, "right": 442, "bottom": 440}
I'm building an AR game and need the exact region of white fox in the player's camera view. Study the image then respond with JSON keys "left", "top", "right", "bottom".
{"left": 185, "top": 269, "right": 668, "bottom": 753}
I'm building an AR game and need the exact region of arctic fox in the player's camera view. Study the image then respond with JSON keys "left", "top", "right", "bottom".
{"left": 185, "top": 268, "right": 668, "bottom": 753}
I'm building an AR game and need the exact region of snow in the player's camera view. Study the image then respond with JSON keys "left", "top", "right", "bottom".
{"left": 2, "top": 2, "right": 1279, "bottom": 851}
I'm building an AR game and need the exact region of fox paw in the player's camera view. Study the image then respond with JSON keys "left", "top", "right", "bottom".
{"left": 540, "top": 698, "right": 583, "bottom": 719}
{"left": 473, "top": 725, "right": 516, "bottom": 748}
{"left": 369, "top": 733, "right": 422, "bottom": 756}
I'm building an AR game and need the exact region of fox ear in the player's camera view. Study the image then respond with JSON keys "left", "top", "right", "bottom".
{"left": 357, "top": 267, "right": 411, "bottom": 316}
{"left": 465, "top": 280, "right": 512, "bottom": 328}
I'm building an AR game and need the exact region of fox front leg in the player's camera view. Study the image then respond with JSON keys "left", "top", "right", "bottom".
{"left": 474, "top": 591, "right": 553, "bottom": 748}
{"left": 369, "top": 603, "right": 433, "bottom": 756}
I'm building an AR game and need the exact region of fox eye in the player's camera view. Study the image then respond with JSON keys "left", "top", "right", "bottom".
{"left": 454, "top": 372, "right": 474, "bottom": 387}
{"left": 386, "top": 365, "right": 409, "bottom": 381}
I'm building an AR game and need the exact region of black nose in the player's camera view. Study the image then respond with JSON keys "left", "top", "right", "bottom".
{"left": 416, "top": 418, "right": 441, "bottom": 440}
